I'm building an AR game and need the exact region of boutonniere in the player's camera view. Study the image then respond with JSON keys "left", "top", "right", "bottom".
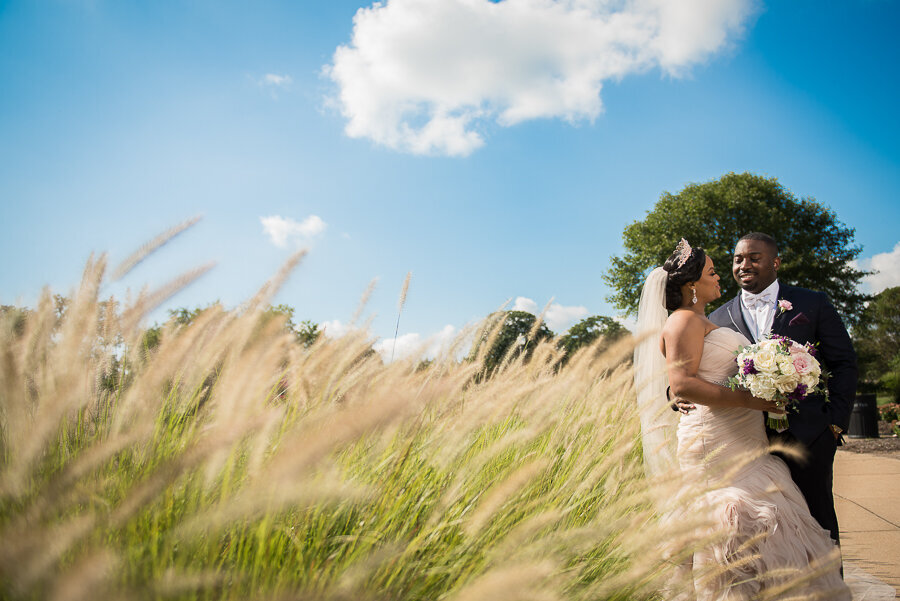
{"left": 777, "top": 299, "right": 793, "bottom": 314}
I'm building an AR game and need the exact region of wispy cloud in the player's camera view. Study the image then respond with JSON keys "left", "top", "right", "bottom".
{"left": 855, "top": 241, "right": 900, "bottom": 294}
{"left": 260, "top": 215, "right": 326, "bottom": 248}
{"left": 320, "top": 320, "right": 458, "bottom": 362}
{"left": 374, "top": 324, "right": 458, "bottom": 362}
{"left": 512, "top": 297, "right": 589, "bottom": 332}
{"left": 321, "top": 319, "right": 354, "bottom": 338}
{"left": 261, "top": 73, "right": 292, "bottom": 87}
{"left": 326, "top": 0, "right": 756, "bottom": 156}
{"left": 614, "top": 315, "right": 637, "bottom": 334}
{"left": 256, "top": 73, "right": 293, "bottom": 99}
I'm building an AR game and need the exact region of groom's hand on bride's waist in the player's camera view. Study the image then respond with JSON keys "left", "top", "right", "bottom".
{"left": 667, "top": 386, "right": 695, "bottom": 414}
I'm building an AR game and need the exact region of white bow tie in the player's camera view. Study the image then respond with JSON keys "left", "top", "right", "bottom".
{"left": 743, "top": 292, "right": 774, "bottom": 310}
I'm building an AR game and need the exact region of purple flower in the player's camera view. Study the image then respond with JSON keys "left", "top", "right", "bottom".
{"left": 787, "top": 383, "right": 809, "bottom": 401}
{"left": 741, "top": 358, "right": 758, "bottom": 375}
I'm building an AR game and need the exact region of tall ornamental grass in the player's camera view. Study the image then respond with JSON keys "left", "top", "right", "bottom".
{"left": 0, "top": 242, "right": 753, "bottom": 601}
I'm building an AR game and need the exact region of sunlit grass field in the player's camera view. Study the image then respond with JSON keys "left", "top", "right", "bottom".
{"left": 1, "top": 236, "right": 831, "bottom": 601}
{"left": 0, "top": 239, "right": 705, "bottom": 601}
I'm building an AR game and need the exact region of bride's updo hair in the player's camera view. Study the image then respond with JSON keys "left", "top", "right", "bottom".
{"left": 662, "top": 245, "right": 706, "bottom": 311}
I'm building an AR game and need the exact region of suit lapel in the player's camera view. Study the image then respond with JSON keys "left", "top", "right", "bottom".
{"left": 726, "top": 296, "right": 754, "bottom": 341}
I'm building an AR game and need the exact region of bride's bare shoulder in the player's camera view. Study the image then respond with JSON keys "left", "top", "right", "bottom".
{"left": 659, "top": 311, "right": 705, "bottom": 357}
{"left": 662, "top": 310, "right": 705, "bottom": 337}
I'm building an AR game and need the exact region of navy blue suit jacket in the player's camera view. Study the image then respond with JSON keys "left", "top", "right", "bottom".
{"left": 708, "top": 284, "right": 858, "bottom": 445}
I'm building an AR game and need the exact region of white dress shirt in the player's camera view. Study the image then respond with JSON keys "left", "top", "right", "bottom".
{"left": 740, "top": 279, "right": 780, "bottom": 341}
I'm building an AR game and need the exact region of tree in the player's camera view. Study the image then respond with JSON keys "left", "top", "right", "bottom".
{"left": 854, "top": 286, "right": 900, "bottom": 400}
{"left": 141, "top": 325, "right": 163, "bottom": 354}
{"left": 295, "top": 320, "right": 321, "bottom": 348}
{"left": 478, "top": 311, "right": 554, "bottom": 376}
{"left": 167, "top": 303, "right": 321, "bottom": 348}
{"left": 557, "top": 315, "right": 628, "bottom": 361}
{"left": 0, "top": 305, "right": 30, "bottom": 338}
{"left": 603, "top": 172, "right": 870, "bottom": 325}
{"left": 169, "top": 303, "right": 220, "bottom": 326}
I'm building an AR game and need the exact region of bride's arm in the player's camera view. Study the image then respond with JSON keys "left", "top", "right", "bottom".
{"left": 663, "top": 313, "right": 781, "bottom": 412}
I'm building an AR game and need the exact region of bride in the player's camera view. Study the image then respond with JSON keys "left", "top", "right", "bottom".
{"left": 634, "top": 239, "right": 850, "bottom": 600}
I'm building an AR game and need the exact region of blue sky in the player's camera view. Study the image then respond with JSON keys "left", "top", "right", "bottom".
{"left": 1, "top": 0, "right": 898, "bottom": 358}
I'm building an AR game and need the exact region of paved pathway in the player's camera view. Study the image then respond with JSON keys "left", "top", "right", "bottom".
{"left": 835, "top": 450, "right": 900, "bottom": 600}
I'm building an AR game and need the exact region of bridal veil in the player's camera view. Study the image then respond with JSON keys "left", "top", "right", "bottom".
{"left": 633, "top": 267, "right": 679, "bottom": 478}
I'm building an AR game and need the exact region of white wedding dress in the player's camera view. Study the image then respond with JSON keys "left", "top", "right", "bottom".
{"left": 677, "top": 327, "right": 850, "bottom": 600}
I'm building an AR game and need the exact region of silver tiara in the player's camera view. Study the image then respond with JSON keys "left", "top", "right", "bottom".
{"left": 674, "top": 238, "right": 692, "bottom": 267}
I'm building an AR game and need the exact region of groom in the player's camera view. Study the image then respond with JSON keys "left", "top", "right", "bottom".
{"left": 708, "top": 232, "right": 858, "bottom": 544}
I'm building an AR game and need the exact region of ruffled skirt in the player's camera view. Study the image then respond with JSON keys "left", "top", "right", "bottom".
{"left": 678, "top": 407, "right": 849, "bottom": 600}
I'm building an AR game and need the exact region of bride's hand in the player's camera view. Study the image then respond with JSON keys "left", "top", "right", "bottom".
{"left": 739, "top": 391, "right": 785, "bottom": 414}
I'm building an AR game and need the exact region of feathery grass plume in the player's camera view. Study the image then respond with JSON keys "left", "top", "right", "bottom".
{"left": 243, "top": 249, "right": 307, "bottom": 313}
{"left": 464, "top": 457, "right": 550, "bottom": 536}
{"left": 0, "top": 513, "right": 96, "bottom": 595}
{"left": 47, "top": 549, "right": 118, "bottom": 601}
{"left": 110, "top": 214, "right": 202, "bottom": 281}
{"left": 117, "top": 261, "right": 216, "bottom": 334}
{"left": 529, "top": 297, "right": 553, "bottom": 341}
{"left": 390, "top": 271, "right": 412, "bottom": 363}
{"left": 470, "top": 309, "right": 507, "bottom": 376}
{"left": 349, "top": 277, "right": 378, "bottom": 326}
{"left": 447, "top": 561, "right": 558, "bottom": 601}
{"left": 2, "top": 254, "right": 106, "bottom": 495}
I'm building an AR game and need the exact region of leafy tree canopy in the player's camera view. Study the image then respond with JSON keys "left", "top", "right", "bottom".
{"left": 168, "top": 302, "right": 321, "bottom": 348}
{"left": 0, "top": 305, "right": 30, "bottom": 337}
{"left": 169, "top": 303, "right": 221, "bottom": 326}
{"left": 603, "top": 172, "right": 870, "bottom": 325}
{"left": 557, "top": 315, "right": 628, "bottom": 359}
{"left": 295, "top": 320, "right": 321, "bottom": 348}
{"left": 478, "top": 310, "right": 554, "bottom": 376}
{"left": 854, "top": 286, "right": 900, "bottom": 399}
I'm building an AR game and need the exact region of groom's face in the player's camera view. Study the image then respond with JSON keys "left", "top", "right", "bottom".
{"left": 732, "top": 239, "right": 780, "bottom": 293}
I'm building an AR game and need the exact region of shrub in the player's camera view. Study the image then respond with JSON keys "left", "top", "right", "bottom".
{"left": 878, "top": 402, "right": 900, "bottom": 423}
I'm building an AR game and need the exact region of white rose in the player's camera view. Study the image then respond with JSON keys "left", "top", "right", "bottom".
{"left": 808, "top": 360, "right": 822, "bottom": 378}
{"left": 753, "top": 349, "right": 778, "bottom": 373}
{"left": 775, "top": 373, "right": 800, "bottom": 394}
{"left": 776, "top": 354, "right": 797, "bottom": 376}
{"left": 801, "top": 373, "right": 819, "bottom": 389}
{"left": 749, "top": 377, "right": 777, "bottom": 400}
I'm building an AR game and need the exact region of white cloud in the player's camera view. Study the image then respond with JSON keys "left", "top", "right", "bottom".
{"left": 546, "top": 303, "right": 590, "bottom": 331}
{"left": 375, "top": 324, "right": 458, "bottom": 362}
{"left": 260, "top": 215, "right": 327, "bottom": 248}
{"left": 614, "top": 315, "right": 637, "bottom": 334}
{"left": 321, "top": 319, "right": 355, "bottom": 338}
{"left": 512, "top": 296, "right": 539, "bottom": 314}
{"left": 261, "top": 73, "right": 292, "bottom": 87}
{"left": 512, "top": 296, "right": 589, "bottom": 332}
{"left": 856, "top": 242, "right": 900, "bottom": 294}
{"left": 326, "top": 0, "right": 756, "bottom": 156}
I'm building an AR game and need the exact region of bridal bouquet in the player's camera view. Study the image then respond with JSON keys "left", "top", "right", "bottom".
{"left": 728, "top": 334, "right": 828, "bottom": 431}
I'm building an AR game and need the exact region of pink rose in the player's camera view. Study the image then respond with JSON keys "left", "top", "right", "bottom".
{"left": 792, "top": 354, "right": 812, "bottom": 375}
{"left": 778, "top": 299, "right": 793, "bottom": 313}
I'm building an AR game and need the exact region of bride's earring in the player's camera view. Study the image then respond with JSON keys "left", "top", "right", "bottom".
{"left": 691, "top": 287, "right": 698, "bottom": 304}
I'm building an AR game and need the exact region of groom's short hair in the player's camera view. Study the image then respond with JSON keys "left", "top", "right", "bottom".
{"left": 738, "top": 232, "right": 778, "bottom": 255}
